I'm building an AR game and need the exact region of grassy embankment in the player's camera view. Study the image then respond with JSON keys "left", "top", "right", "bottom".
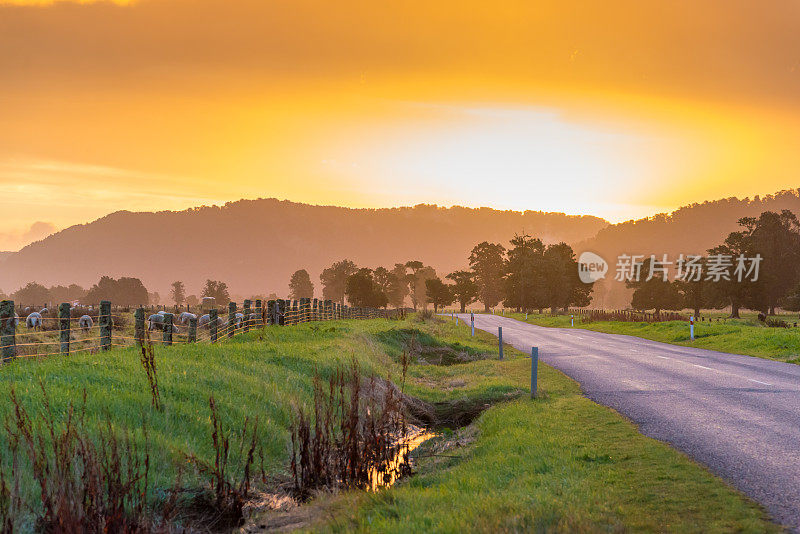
{"left": 0, "top": 316, "right": 778, "bottom": 532}
{"left": 497, "top": 311, "right": 800, "bottom": 363}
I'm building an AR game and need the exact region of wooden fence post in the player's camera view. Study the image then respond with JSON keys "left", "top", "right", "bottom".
{"left": 1, "top": 300, "right": 16, "bottom": 362}
{"left": 312, "top": 298, "right": 318, "bottom": 321}
{"left": 189, "top": 317, "right": 197, "bottom": 343}
{"left": 228, "top": 302, "right": 236, "bottom": 338}
{"left": 99, "top": 300, "right": 112, "bottom": 351}
{"left": 210, "top": 308, "right": 219, "bottom": 343}
{"left": 255, "top": 299, "right": 262, "bottom": 326}
{"left": 134, "top": 307, "right": 145, "bottom": 346}
{"left": 163, "top": 313, "right": 174, "bottom": 346}
{"left": 59, "top": 302, "right": 71, "bottom": 356}
{"left": 243, "top": 299, "right": 252, "bottom": 333}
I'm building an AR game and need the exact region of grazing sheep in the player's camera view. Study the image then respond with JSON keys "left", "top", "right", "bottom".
{"left": 23, "top": 307, "right": 31, "bottom": 315}
{"left": 39, "top": 308, "right": 48, "bottom": 315}
{"left": 148, "top": 314, "right": 165, "bottom": 331}
{"left": 78, "top": 315, "right": 93, "bottom": 331}
{"left": 198, "top": 314, "right": 225, "bottom": 329}
{"left": 178, "top": 312, "right": 197, "bottom": 326}
{"left": 234, "top": 313, "right": 244, "bottom": 327}
{"left": 26, "top": 312, "right": 42, "bottom": 330}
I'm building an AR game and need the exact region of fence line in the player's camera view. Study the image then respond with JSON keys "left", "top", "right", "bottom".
{"left": 0, "top": 298, "right": 404, "bottom": 363}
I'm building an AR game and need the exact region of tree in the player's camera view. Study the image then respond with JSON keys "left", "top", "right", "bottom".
{"left": 320, "top": 259, "right": 358, "bottom": 304}
{"left": 345, "top": 268, "right": 388, "bottom": 308}
{"left": 289, "top": 269, "right": 314, "bottom": 299}
{"left": 503, "top": 233, "right": 545, "bottom": 312}
{"left": 446, "top": 271, "right": 478, "bottom": 313}
{"left": 387, "top": 263, "right": 410, "bottom": 308}
{"left": 83, "top": 276, "right": 149, "bottom": 306}
{"left": 170, "top": 281, "right": 186, "bottom": 306}
{"left": 626, "top": 257, "right": 683, "bottom": 314}
{"left": 374, "top": 267, "right": 401, "bottom": 308}
{"left": 404, "top": 260, "right": 425, "bottom": 310}
{"left": 542, "top": 243, "right": 592, "bottom": 313}
{"left": 201, "top": 279, "right": 230, "bottom": 303}
{"left": 469, "top": 242, "right": 506, "bottom": 312}
{"left": 186, "top": 294, "right": 200, "bottom": 307}
{"left": 413, "top": 266, "right": 437, "bottom": 310}
{"left": 425, "top": 277, "right": 453, "bottom": 313}
{"left": 736, "top": 210, "right": 800, "bottom": 314}
{"left": 11, "top": 282, "right": 51, "bottom": 305}
{"left": 674, "top": 256, "right": 720, "bottom": 318}
{"left": 48, "top": 284, "right": 86, "bottom": 304}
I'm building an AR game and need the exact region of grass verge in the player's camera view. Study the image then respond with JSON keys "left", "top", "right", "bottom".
{"left": 0, "top": 315, "right": 779, "bottom": 532}
{"left": 501, "top": 312, "right": 800, "bottom": 363}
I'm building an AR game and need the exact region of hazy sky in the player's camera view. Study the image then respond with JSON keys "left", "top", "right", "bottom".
{"left": 2, "top": 0, "right": 800, "bottom": 250}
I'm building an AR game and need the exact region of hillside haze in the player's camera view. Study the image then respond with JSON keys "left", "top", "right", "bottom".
{"left": 0, "top": 199, "right": 607, "bottom": 298}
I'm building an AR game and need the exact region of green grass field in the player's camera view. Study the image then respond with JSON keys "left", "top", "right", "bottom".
{"left": 496, "top": 312, "right": 800, "bottom": 363}
{"left": 0, "top": 315, "right": 779, "bottom": 532}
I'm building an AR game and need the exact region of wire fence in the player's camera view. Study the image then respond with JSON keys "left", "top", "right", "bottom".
{"left": 0, "top": 297, "right": 405, "bottom": 363}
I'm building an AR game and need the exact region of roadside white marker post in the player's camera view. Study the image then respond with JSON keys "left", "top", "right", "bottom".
{"left": 571, "top": 314, "right": 574, "bottom": 327}
{"left": 690, "top": 316, "right": 695, "bottom": 341}
{"left": 498, "top": 326, "right": 503, "bottom": 360}
{"left": 471, "top": 313, "right": 475, "bottom": 336}
{"left": 531, "top": 346, "right": 538, "bottom": 398}
{"left": 525, "top": 312, "right": 528, "bottom": 320}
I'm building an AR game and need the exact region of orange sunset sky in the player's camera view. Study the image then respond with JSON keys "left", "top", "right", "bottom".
{"left": 1, "top": 0, "right": 800, "bottom": 250}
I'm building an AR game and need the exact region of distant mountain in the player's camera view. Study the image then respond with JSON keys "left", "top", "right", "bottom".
{"left": 0, "top": 199, "right": 608, "bottom": 298}
{"left": 578, "top": 189, "right": 800, "bottom": 308}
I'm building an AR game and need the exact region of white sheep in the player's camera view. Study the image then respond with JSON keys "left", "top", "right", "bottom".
{"left": 26, "top": 312, "right": 42, "bottom": 330}
{"left": 198, "top": 314, "right": 225, "bottom": 329}
{"left": 178, "top": 312, "right": 197, "bottom": 326}
{"left": 78, "top": 315, "right": 93, "bottom": 331}
{"left": 148, "top": 314, "right": 165, "bottom": 331}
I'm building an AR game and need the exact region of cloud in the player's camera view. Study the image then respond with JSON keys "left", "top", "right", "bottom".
{"left": 0, "top": 221, "right": 57, "bottom": 252}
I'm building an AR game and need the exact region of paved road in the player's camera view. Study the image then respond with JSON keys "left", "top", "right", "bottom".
{"left": 458, "top": 313, "right": 800, "bottom": 530}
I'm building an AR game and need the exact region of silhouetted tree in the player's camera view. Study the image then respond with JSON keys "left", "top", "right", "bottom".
{"left": 170, "top": 281, "right": 186, "bottom": 306}
{"left": 503, "top": 233, "right": 545, "bottom": 312}
{"left": 425, "top": 277, "right": 453, "bottom": 313}
{"left": 387, "top": 264, "right": 410, "bottom": 308}
{"left": 626, "top": 258, "right": 682, "bottom": 314}
{"left": 83, "top": 276, "right": 149, "bottom": 306}
{"left": 201, "top": 279, "right": 230, "bottom": 304}
{"left": 542, "top": 243, "right": 592, "bottom": 313}
{"left": 48, "top": 284, "right": 86, "bottom": 304}
{"left": 345, "top": 268, "right": 388, "bottom": 308}
{"left": 374, "top": 267, "right": 402, "bottom": 308}
{"left": 737, "top": 210, "right": 800, "bottom": 314}
{"left": 469, "top": 242, "right": 506, "bottom": 312}
{"left": 289, "top": 269, "right": 315, "bottom": 299}
{"left": 11, "top": 282, "right": 50, "bottom": 306}
{"left": 446, "top": 270, "right": 478, "bottom": 313}
{"left": 320, "top": 259, "right": 358, "bottom": 304}
{"left": 674, "top": 256, "right": 720, "bottom": 317}
{"left": 186, "top": 294, "right": 200, "bottom": 307}
{"left": 404, "top": 260, "right": 425, "bottom": 310}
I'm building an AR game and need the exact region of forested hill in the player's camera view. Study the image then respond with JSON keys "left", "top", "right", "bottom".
{"left": 0, "top": 199, "right": 607, "bottom": 297}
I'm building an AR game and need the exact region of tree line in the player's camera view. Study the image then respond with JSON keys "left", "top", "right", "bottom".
{"left": 627, "top": 210, "right": 800, "bottom": 317}
{"left": 289, "top": 234, "right": 590, "bottom": 313}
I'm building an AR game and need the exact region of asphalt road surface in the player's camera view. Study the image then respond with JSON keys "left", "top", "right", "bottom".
{"left": 457, "top": 313, "right": 800, "bottom": 530}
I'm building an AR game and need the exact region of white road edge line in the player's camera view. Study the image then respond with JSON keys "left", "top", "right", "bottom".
{"left": 656, "top": 355, "right": 670, "bottom": 360}
{"left": 692, "top": 364, "right": 715, "bottom": 370}
{"left": 748, "top": 379, "right": 773, "bottom": 386}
